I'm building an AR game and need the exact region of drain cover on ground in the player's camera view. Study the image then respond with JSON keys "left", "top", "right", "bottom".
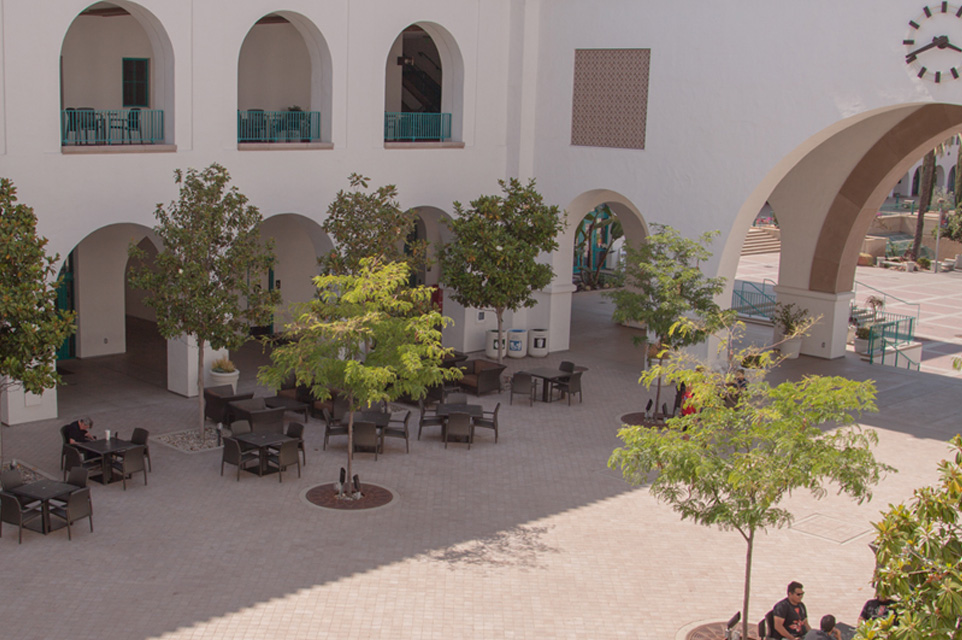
{"left": 305, "top": 483, "right": 395, "bottom": 511}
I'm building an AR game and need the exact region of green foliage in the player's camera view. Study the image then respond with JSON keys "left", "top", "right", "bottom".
{"left": 610, "top": 318, "right": 893, "bottom": 640}
{"left": 210, "top": 357, "right": 236, "bottom": 373}
{"left": 320, "top": 173, "right": 428, "bottom": 276}
{"left": 605, "top": 224, "right": 726, "bottom": 350}
{"left": 772, "top": 302, "right": 810, "bottom": 336}
{"left": 856, "top": 435, "right": 962, "bottom": 640}
{"left": 944, "top": 209, "right": 962, "bottom": 243}
{"left": 575, "top": 204, "right": 623, "bottom": 289}
{"left": 259, "top": 258, "right": 461, "bottom": 480}
{"left": 439, "top": 178, "right": 565, "bottom": 361}
{"left": 128, "top": 163, "right": 280, "bottom": 432}
{"left": 0, "top": 178, "right": 75, "bottom": 397}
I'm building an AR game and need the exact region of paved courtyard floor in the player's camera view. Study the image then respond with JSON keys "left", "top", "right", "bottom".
{"left": 1, "top": 283, "right": 960, "bottom": 639}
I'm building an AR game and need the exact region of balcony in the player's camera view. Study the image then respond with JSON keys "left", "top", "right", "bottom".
{"left": 61, "top": 108, "right": 165, "bottom": 146}
{"left": 384, "top": 112, "right": 452, "bottom": 142}
{"left": 237, "top": 110, "right": 322, "bottom": 143}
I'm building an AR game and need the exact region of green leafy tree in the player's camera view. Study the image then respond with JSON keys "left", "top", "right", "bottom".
{"left": 259, "top": 258, "right": 461, "bottom": 486}
{"left": 320, "top": 173, "right": 428, "bottom": 276}
{"left": 913, "top": 150, "right": 937, "bottom": 259}
{"left": 439, "top": 178, "right": 565, "bottom": 362}
{"left": 128, "top": 163, "right": 280, "bottom": 436}
{"left": 575, "top": 204, "right": 623, "bottom": 289}
{"left": 857, "top": 434, "right": 962, "bottom": 640}
{"left": 0, "top": 178, "right": 75, "bottom": 460}
{"left": 604, "top": 224, "right": 726, "bottom": 411}
{"left": 609, "top": 318, "right": 894, "bottom": 640}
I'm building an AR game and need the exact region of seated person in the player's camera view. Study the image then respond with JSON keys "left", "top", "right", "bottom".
{"left": 803, "top": 614, "right": 842, "bottom": 640}
{"left": 773, "top": 581, "right": 811, "bottom": 639}
{"left": 65, "top": 416, "right": 96, "bottom": 444}
{"left": 858, "top": 593, "right": 897, "bottom": 624}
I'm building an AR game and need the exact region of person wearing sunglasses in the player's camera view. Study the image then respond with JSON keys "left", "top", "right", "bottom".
{"left": 772, "top": 581, "right": 811, "bottom": 639}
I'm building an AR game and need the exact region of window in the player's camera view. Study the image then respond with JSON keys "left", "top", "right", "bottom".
{"left": 122, "top": 58, "right": 149, "bottom": 108}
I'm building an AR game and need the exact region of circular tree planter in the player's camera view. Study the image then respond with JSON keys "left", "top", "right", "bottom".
{"left": 304, "top": 482, "right": 395, "bottom": 511}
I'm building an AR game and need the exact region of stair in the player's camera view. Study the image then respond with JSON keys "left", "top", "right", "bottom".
{"left": 740, "top": 227, "right": 781, "bottom": 256}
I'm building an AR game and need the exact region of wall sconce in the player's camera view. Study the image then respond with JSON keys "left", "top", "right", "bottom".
{"left": 397, "top": 56, "right": 414, "bottom": 66}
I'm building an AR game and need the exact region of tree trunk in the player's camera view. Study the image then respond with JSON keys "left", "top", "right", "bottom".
{"left": 197, "top": 340, "right": 206, "bottom": 438}
{"left": 914, "top": 150, "right": 936, "bottom": 259}
{"left": 346, "top": 405, "right": 354, "bottom": 492}
{"left": 742, "top": 530, "right": 755, "bottom": 640}
{"left": 496, "top": 309, "right": 504, "bottom": 363}
{"left": 955, "top": 139, "right": 962, "bottom": 211}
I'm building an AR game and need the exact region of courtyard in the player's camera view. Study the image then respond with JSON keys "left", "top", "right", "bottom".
{"left": 2, "top": 274, "right": 961, "bottom": 639}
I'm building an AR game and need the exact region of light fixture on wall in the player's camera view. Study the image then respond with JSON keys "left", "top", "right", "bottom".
{"left": 397, "top": 56, "right": 414, "bottom": 66}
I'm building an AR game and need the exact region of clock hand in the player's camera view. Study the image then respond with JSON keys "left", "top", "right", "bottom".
{"left": 944, "top": 40, "right": 962, "bottom": 53}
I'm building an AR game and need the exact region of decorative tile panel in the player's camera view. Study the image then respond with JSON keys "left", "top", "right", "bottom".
{"left": 571, "top": 48, "right": 650, "bottom": 150}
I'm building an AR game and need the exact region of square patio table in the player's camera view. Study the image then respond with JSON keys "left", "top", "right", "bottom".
{"left": 340, "top": 410, "right": 391, "bottom": 429}
{"left": 520, "top": 367, "right": 571, "bottom": 402}
{"left": 11, "top": 479, "right": 75, "bottom": 534}
{"left": 227, "top": 397, "right": 266, "bottom": 424}
{"left": 234, "top": 432, "right": 295, "bottom": 476}
{"left": 264, "top": 395, "right": 309, "bottom": 421}
{"left": 72, "top": 438, "right": 139, "bottom": 485}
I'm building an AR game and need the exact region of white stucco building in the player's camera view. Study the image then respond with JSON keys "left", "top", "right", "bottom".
{"left": 4, "top": 0, "right": 962, "bottom": 423}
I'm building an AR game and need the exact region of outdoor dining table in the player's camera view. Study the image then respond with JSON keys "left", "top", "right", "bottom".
{"left": 227, "top": 398, "right": 267, "bottom": 424}
{"left": 233, "top": 432, "right": 295, "bottom": 476}
{"left": 10, "top": 479, "right": 75, "bottom": 534}
{"left": 521, "top": 367, "right": 572, "bottom": 402}
{"left": 434, "top": 403, "right": 483, "bottom": 419}
{"left": 340, "top": 410, "right": 391, "bottom": 429}
{"left": 264, "top": 395, "right": 310, "bottom": 421}
{"left": 72, "top": 437, "right": 139, "bottom": 485}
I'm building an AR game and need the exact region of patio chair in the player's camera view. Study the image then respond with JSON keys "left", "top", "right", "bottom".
{"left": 417, "top": 399, "right": 445, "bottom": 440}
{"left": 248, "top": 406, "right": 286, "bottom": 434}
{"left": 510, "top": 373, "right": 535, "bottom": 406}
{"left": 66, "top": 467, "right": 89, "bottom": 489}
{"left": 381, "top": 411, "right": 411, "bottom": 453}
{"left": 322, "top": 408, "right": 348, "bottom": 450}
{"left": 1, "top": 469, "right": 39, "bottom": 508}
{"left": 60, "top": 424, "right": 72, "bottom": 469}
{"left": 560, "top": 360, "right": 575, "bottom": 373}
{"left": 552, "top": 371, "right": 583, "bottom": 405}
{"left": 110, "top": 445, "right": 147, "bottom": 490}
{"left": 204, "top": 386, "right": 254, "bottom": 439}
{"left": 63, "top": 446, "right": 103, "bottom": 484}
{"left": 49, "top": 487, "right": 93, "bottom": 541}
{"left": 445, "top": 391, "right": 468, "bottom": 405}
{"left": 444, "top": 412, "right": 474, "bottom": 449}
{"left": 0, "top": 491, "right": 43, "bottom": 544}
{"left": 473, "top": 403, "right": 500, "bottom": 443}
{"left": 130, "top": 427, "right": 152, "bottom": 472}
{"left": 267, "top": 440, "right": 301, "bottom": 483}
{"left": 221, "top": 437, "right": 259, "bottom": 481}
{"left": 286, "top": 422, "right": 306, "bottom": 465}
{"left": 352, "top": 422, "right": 380, "bottom": 460}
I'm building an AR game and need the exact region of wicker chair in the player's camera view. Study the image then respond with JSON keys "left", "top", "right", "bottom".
{"left": 510, "top": 373, "right": 535, "bottom": 406}
{"left": 473, "top": 403, "right": 500, "bottom": 443}
{"left": 63, "top": 446, "right": 103, "bottom": 485}
{"left": 60, "top": 424, "right": 72, "bottom": 470}
{"left": 0, "top": 491, "right": 43, "bottom": 544}
{"left": 267, "top": 440, "right": 301, "bottom": 483}
{"left": 417, "top": 399, "right": 445, "bottom": 440}
{"left": 110, "top": 446, "right": 147, "bottom": 490}
{"left": 221, "top": 437, "right": 259, "bottom": 481}
{"left": 1, "top": 469, "right": 40, "bottom": 508}
{"left": 381, "top": 411, "right": 411, "bottom": 453}
{"left": 552, "top": 371, "right": 583, "bottom": 405}
{"left": 130, "top": 427, "right": 152, "bottom": 472}
{"left": 352, "top": 422, "right": 379, "bottom": 460}
{"left": 49, "top": 487, "right": 93, "bottom": 540}
{"left": 322, "top": 408, "right": 349, "bottom": 450}
{"left": 444, "top": 412, "right": 474, "bottom": 449}
{"left": 286, "top": 422, "right": 306, "bottom": 465}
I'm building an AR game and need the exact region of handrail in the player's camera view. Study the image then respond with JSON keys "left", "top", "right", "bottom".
{"left": 384, "top": 112, "right": 452, "bottom": 142}
{"left": 853, "top": 280, "right": 920, "bottom": 324}
{"left": 870, "top": 334, "right": 920, "bottom": 371}
{"left": 61, "top": 108, "right": 164, "bottom": 145}
{"left": 731, "top": 280, "right": 777, "bottom": 320}
{"left": 237, "top": 110, "right": 321, "bottom": 143}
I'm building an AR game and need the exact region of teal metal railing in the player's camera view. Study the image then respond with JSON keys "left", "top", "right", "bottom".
{"left": 237, "top": 110, "right": 321, "bottom": 143}
{"left": 62, "top": 108, "right": 164, "bottom": 145}
{"left": 853, "top": 281, "right": 921, "bottom": 325}
{"left": 384, "top": 112, "right": 451, "bottom": 141}
{"left": 869, "top": 330, "right": 920, "bottom": 371}
{"left": 731, "top": 279, "right": 777, "bottom": 319}
{"left": 866, "top": 312, "right": 917, "bottom": 367}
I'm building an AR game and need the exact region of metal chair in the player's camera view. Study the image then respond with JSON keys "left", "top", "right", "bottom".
{"left": 267, "top": 440, "right": 301, "bottom": 483}
{"left": 110, "top": 446, "right": 147, "bottom": 490}
{"left": 444, "top": 412, "right": 474, "bottom": 449}
{"left": 381, "top": 411, "right": 411, "bottom": 453}
{"left": 351, "top": 422, "right": 379, "bottom": 460}
{"left": 0, "top": 491, "right": 43, "bottom": 544}
{"left": 417, "top": 399, "right": 444, "bottom": 440}
{"left": 49, "top": 487, "right": 93, "bottom": 540}
{"left": 221, "top": 437, "right": 258, "bottom": 481}
{"left": 473, "top": 403, "right": 500, "bottom": 443}
{"left": 130, "top": 427, "right": 152, "bottom": 472}
{"left": 510, "top": 373, "right": 535, "bottom": 406}
{"left": 286, "top": 422, "right": 306, "bottom": 465}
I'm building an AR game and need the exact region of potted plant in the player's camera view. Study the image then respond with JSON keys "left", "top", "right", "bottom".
{"left": 210, "top": 356, "right": 240, "bottom": 393}
{"left": 772, "top": 302, "right": 809, "bottom": 359}
{"left": 865, "top": 295, "right": 885, "bottom": 322}
{"left": 853, "top": 325, "right": 873, "bottom": 355}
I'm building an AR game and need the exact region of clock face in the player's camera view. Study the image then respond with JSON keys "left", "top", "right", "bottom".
{"left": 904, "top": 2, "right": 962, "bottom": 82}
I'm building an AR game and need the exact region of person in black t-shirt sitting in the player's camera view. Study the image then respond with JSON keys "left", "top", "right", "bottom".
{"left": 772, "top": 581, "right": 811, "bottom": 639}
{"left": 65, "top": 416, "right": 96, "bottom": 444}
{"left": 858, "top": 592, "right": 897, "bottom": 625}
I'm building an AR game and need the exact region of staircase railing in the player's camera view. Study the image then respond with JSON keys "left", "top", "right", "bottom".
{"left": 870, "top": 332, "right": 921, "bottom": 371}
{"left": 731, "top": 280, "right": 777, "bottom": 319}
{"left": 853, "top": 280, "right": 920, "bottom": 325}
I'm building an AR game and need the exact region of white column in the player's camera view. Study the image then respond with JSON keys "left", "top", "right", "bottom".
{"left": 166, "top": 335, "right": 227, "bottom": 397}
{"left": 774, "top": 285, "right": 854, "bottom": 359}
{"left": 1, "top": 380, "right": 58, "bottom": 425}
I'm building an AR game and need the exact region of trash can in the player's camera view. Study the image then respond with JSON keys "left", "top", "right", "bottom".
{"left": 529, "top": 329, "right": 549, "bottom": 357}
{"left": 508, "top": 329, "right": 528, "bottom": 358}
{"left": 485, "top": 330, "right": 506, "bottom": 360}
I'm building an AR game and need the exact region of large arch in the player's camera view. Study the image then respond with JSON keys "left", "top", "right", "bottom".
{"left": 721, "top": 103, "right": 962, "bottom": 359}
{"left": 258, "top": 213, "right": 331, "bottom": 326}
{"left": 237, "top": 12, "right": 333, "bottom": 143}
{"left": 60, "top": 2, "right": 176, "bottom": 145}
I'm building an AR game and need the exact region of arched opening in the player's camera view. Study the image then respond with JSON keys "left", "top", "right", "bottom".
{"left": 258, "top": 213, "right": 331, "bottom": 326}
{"left": 60, "top": 2, "right": 174, "bottom": 146}
{"left": 410, "top": 206, "right": 452, "bottom": 288}
{"left": 384, "top": 23, "right": 463, "bottom": 143}
{"left": 237, "top": 12, "right": 332, "bottom": 144}
{"left": 719, "top": 103, "right": 962, "bottom": 359}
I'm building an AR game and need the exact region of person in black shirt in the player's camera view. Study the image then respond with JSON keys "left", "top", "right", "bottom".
{"left": 859, "top": 594, "right": 897, "bottom": 624}
{"left": 65, "top": 416, "right": 95, "bottom": 444}
{"left": 773, "top": 581, "right": 810, "bottom": 639}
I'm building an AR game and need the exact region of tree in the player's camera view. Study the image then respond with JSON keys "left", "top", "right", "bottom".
{"left": 320, "top": 173, "right": 428, "bottom": 276}
{"left": 258, "top": 258, "right": 460, "bottom": 487}
{"left": 128, "top": 164, "right": 280, "bottom": 436}
{"left": 913, "top": 150, "right": 936, "bottom": 259}
{"left": 609, "top": 319, "right": 894, "bottom": 640}
{"left": 604, "top": 224, "right": 726, "bottom": 411}
{"left": 856, "top": 434, "right": 962, "bottom": 640}
{"left": 439, "top": 178, "right": 565, "bottom": 362}
{"left": 575, "top": 204, "right": 623, "bottom": 289}
{"left": 0, "top": 178, "right": 75, "bottom": 460}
